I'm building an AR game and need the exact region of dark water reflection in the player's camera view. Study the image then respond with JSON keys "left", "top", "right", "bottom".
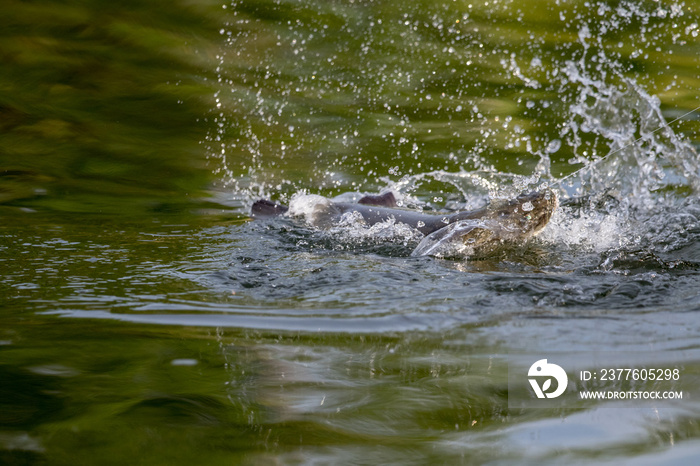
{"left": 3, "top": 0, "right": 700, "bottom": 464}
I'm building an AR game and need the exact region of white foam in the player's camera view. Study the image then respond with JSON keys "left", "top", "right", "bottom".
{"left": 539, "top": 205, "right": 633, "bottom": 253}
{"left": 287, "top": 193, "right": 332, "bottom": 220}
{"left": 329, "top": 214, "right": 423, "bottom": 245}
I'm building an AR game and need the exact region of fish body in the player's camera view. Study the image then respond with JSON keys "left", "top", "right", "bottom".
{"left": 252, "top": 189, "right": 557, "bottom": 256}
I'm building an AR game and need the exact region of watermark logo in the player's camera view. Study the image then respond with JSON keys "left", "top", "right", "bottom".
{"left": 509, "top": 354, "right": 690, "bottom": 408}
{"left": 528, "top": 359, "right": 568, "bottom": 398}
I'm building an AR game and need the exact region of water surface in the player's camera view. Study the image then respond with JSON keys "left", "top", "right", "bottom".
{"left": 2, "top": 0, "right": 700, "bottom": 464}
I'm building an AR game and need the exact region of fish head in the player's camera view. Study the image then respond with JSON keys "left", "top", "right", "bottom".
{"left": 486, "top": 189, "right": 558, "bottom": 239}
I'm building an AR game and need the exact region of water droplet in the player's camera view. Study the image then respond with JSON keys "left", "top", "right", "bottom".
{"left": 171, "top": 359, "right": 198, "bottom": 366}
{"left": 546, "top": 139, "right": 562, "bottom": 154}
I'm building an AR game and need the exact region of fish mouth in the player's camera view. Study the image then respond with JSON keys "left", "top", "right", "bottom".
{"left": 487, "top": 189, "right": 558, "bottom": 237}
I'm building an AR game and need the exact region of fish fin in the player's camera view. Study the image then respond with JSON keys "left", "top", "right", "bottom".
{"left": 357, "top": 192, "right": 397, "bottom": 207}
{"left": 251, "top": 199, "right": 289, "bottom": 218}
{"left": 411, "top": 220, "right": 493, "bottom": 257}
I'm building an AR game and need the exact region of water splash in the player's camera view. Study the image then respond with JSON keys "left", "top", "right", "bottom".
{"left": 209, "top": 0, "right": 700, "bottom": 265}
{"left": 558, "top": 65, "right": 700, "bottom": 200}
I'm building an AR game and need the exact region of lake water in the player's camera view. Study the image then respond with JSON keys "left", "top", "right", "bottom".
{"left": 3, "top": 0, "right": 700, "bottom": 464}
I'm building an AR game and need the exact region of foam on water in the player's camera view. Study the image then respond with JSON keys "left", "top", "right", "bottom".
{"left": 329, "top": 214, "right": 423, "bottom": 248}
{"left": 287, "top": 193, "right": 332, "bottom": 219}
{"left": 539, "top": 203, "right": 632, "bottom": 253}
{"left": 286, "top": 192, "right": 424, "bottom": 249}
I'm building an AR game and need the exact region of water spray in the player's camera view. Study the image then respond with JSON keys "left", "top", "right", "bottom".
{"left": 546, "top": 104, "right": 700, "bottom": 189}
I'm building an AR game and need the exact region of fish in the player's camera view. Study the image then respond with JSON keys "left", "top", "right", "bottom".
{"left": 251, "top": 189, "right": 558, "bottom": 257}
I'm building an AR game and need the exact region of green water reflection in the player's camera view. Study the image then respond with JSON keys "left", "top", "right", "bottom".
{"left": 2, "top": 0, "right": 700, "bottom": 464}
{"left": 0, "top": 0, "right": 224, "bottom": 216}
